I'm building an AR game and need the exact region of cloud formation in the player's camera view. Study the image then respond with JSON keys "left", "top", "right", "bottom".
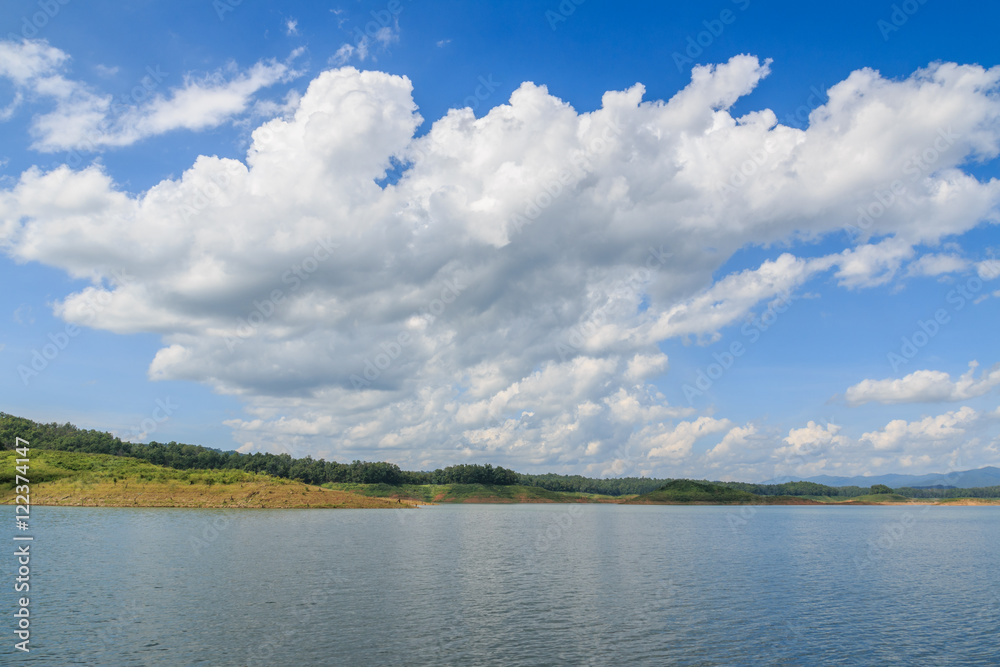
{"left": 846, "top": 361, "right": 1000, "bottom": 406}
{"left": 0, "top": 38, "right": 300, "bottom": 152}
{"left": 2, "top": 55, "right": 1000, "bottom": 475}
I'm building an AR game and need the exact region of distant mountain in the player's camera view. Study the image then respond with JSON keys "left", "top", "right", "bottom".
{"left": 762, "top": 466, "right": 1000, "bottom": 488}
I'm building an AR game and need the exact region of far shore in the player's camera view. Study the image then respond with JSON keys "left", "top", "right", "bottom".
{"left": 6, "top": 487, "right": 1000, "bottom": 509}
{"left": 4, "top": 449, "right": 998, "bottom": 510}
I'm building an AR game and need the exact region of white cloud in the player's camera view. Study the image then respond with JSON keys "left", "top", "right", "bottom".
{"left": 861, "top": 406, "right": 979, "bottom": 452}
{"left": 977, "top": 258, "right": 1000, "bottom": 280}
{"left": 906, "top": 253, "right": 968, "bottom": 277}
{"left": 705, "top": 424, "right": 758, "bottom": 461}
{"left": 0, "top": 39, "right": 66, "bottom": 84}
{"left": 845, "top": 361, "right": 1000, "bottom": 405}
{"left": 3, "top": 55, "right": 1000, "bottom": 472}
{"left": 624, "top": 352, "right": 669, "bottom": 382}
{"left": 644, "top": 253, "right": 819, "bottom": 344}
{"left": 330, "top": 17, "right": 399, "bottom": 66}
{"left": 12, "top": 304, "right": 34, "bottom": 325}
{"left": 832, "top": 238, "right": 915, "bottom": 288}
{"left": 329, "top": 44, "right": 357, "bottom": 66}
{"left": 642, "top": 416, "right": 733, "bottom": 460}
{"left": 773, "top": 421, "right": 850, "bottom": 465}
{"left": 286, "top": 19, "right": 299, "bottom": 35}
{"left": 0, "top": 38, "right": 300, "bottom": 152}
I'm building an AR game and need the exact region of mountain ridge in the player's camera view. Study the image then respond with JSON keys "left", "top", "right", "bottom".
{"left": 762, "top": 466, "right": 1000, "bottom": 488}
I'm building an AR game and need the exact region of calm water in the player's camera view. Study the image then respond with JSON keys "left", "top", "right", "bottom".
{"left": 3, "top": 504, "right": 999, "bottom": 665}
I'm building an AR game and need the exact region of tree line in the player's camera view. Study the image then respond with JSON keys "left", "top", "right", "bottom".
{"left": 4, "top": 412, "right": 999, "bottom": 497}
{"left": 0, "top": 413, "right": 518, "bottom": 487}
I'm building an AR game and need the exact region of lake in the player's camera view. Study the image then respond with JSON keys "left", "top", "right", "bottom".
{"left": 4, "top": 504, "right": 999, "bottom": 665}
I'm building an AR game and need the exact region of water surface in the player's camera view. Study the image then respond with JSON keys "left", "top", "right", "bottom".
{"left": 4, "top": 504, "right": 999, "bottom": 665}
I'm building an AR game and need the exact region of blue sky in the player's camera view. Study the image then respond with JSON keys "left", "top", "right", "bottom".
{"left": 2, "top": 0, "right": 999, "bottom": 481}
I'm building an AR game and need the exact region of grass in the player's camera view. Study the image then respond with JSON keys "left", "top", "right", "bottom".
{"left": 6, "top": 450, "right": 999, "bottom": 508}
{"left": 842, "top": 493, "right": 914, "bottom": 503}
{"left": 0, "top": 450, "right": 416, "bottom": 509}
{"left": 323, "top": 482, "right": 626, "bottom": 503}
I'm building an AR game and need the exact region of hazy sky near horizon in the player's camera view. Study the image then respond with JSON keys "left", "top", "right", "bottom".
{"left": 2, "top": 0, "right": 999, "bottom": 481}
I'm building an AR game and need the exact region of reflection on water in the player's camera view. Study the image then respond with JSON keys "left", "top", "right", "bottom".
{"left": 3, "top": 505, "right": 998, "bottom": 665}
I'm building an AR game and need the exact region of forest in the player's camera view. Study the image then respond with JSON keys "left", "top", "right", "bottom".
{"left": 3, "top": 412, "right": 999, "bottom": 498}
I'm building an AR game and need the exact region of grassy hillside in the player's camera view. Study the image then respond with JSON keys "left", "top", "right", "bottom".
{"left": 323, "top": 482, "right": 627, "bottom": 503}
{"left": 627, "top": 479, "right": 763, "bottom": 504}
{"left": 5, "top": 449, "right": 997, "bottom": 509}
{"left": 840, "top": 492, "right": 913, "bottom": 504}
{"left": 0, "top": 450, "right": 416, "bottom": 509}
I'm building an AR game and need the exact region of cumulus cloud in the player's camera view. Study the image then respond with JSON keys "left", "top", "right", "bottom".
{"left": 845, "top": 361, "right": 1000, "bottom": 405}
{"left": 3, "top": 55, "right": 1000, "bottom": 472}
{"left": 644, "top": 253, "right": 820, "bottom": 344}
{"left": 776, "top": 421, "right": 850, "bottom": 461}
{"left": 642, "top": 416, "right": 733, "bottom": 460}
{"left": 0, "top": 38, "right": 300, "bottom": 152}
{"left": 0, "top": 38, "right": 66, "bottom": 84}
{"left": 705, "top": 424, "right": 758, "bottom": 461}
{"left": 906, "top": 252, "right": 969, "bottom": 277}
{"left": 977, "top": 258, "right": 1000, "bottom": 280}
{"left": 697, "top": 408, "right": 997, "bottom": 481}
{"left": 861, "top": 406, "right": 979, "bottom": 452}
{"left": 832, "top": 238, "right": 915, "bottom": 288}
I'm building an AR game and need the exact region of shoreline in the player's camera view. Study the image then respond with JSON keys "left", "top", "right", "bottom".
{"left": 5, "top": 495, "right": 999, "bottom": 509}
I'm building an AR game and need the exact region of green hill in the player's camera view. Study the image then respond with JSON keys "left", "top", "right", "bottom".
{"left": 0, "top": 450, "right": 412, "bottom": 509}
{"left": 627, "top": 479, "right": 762, "bottom": 504}
{"left": 842, "top": 492, "right": 912, "bottom": 504}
